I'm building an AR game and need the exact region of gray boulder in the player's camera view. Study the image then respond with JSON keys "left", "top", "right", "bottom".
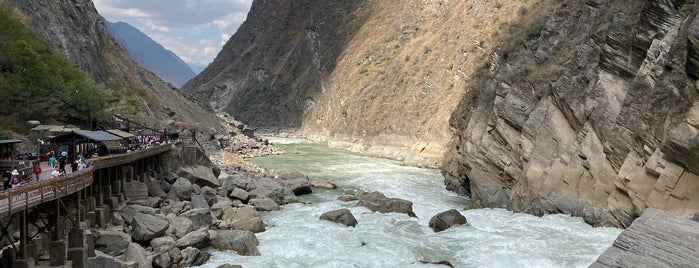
{"left": 150, "top": 236, "right": 175, "bottom": 254}
{"left": 89, "top": 250, "right": 129, "bottom": 268}
{"left": 94, "top": 230, "right": 131, "bottom": 256}
{"left": 148, "top": 178, "right": 167, "bottom": 198}
{"left": 180, "top": 246, "right": 211, "bottom": 267}
{"left": 123, "top": 243, "right": 151, "bottom": 268}
{"left": 160, "top": 200, "right": 190, "bottom": 215}
{"left": 279, "top": 172, "right": 312, "bottom": 195}
{"left": 250, "top": 198, "right": 280, "bottom": 211}
{"left": 232, "top": 217, "right": 266, "bottom": 233}
{"left": 428, "top": 209, "right": 467, "bottom": 232}
{"left": 320, "top": 208, "right": 358, "bottom": 227}
{"left": 181, "top": 208, "right": 212, "bottom": 230}
{"left": 175, "top": 228, "right": 210, "bottom": 249}
{"left": 230, "top": 188, "right": 249, "bottom": 201}
{"left": 162, "top": 172, "right": 179, "bottom": 184}
{"left": 210, "top": 230, "right": 260, "bottom": 256}
{"left": 152, "top": 252, "right": 171, "bottom": 268}
{"left": 190, "top": 194, "right": 210, "bottom": 209}
{"left": 177, "top": 165, "right": 220, "bottom": 188}
{"left": 167, "top": 178, "right": 193, "bottom": 201}
{"left": 356, "top": 191, "right": 417, "bottom": 217}
{"left": 200, "top": 186, "right": 218, "bottom": 206}
{"left": 247, "top": 177, "right": 293, "bottom": 204}
{"left": 121, "top": 205, "right": 158, "bottom": 225}
{"left": 127, "top": 197, "right": 163, "bottom": 208}
{"left": 311, "top": 180, "right": 337, "bottom": 189}
{"left": 166, "top": 215, "right": 193, "bottom": 239}
{"left": 131, "top": 213, "right": 169, "bottom": 242}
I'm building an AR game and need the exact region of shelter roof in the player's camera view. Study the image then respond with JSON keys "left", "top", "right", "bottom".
{"left": 106, "top": 129, "right": 135, "bottom": 139}
{"left": 0, "top": 139, "right": 22, "bottom": 145}
{"left": 50, "top": 130, "right": 122, "bottom": 144}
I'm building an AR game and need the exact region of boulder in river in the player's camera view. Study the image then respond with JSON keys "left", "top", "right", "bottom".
{"left": 175, "top": 228, "right": 210, "bottom": 249}
{"left": 250, "top": 198, "right": 280, "bottom": 211}
{"left": 311, "top": 179, "right": 337, "bottom": 189}
{"left": 279, "top": 172, "right": 312, "bottom": 195}
{"left": 180, "top": 246, "right": 211, "bottom": 267}
{"left": 211, "top": 230, "right": 260, "bottom": 256}
{"left": 356, "top": 191, "right": 417, "bottom": 217}
{"left": 320, "top": 208, "right": 358, "bottom": 227}
{"left": 428, "top": 209, "right": 467, "bottom": 232}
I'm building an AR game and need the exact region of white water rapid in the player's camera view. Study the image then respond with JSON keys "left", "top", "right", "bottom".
{"left": 199, "top": 138, "right": 621, "bottom": 268}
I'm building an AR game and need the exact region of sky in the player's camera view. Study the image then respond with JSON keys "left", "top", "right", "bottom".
{"left": 93, "top": 0, "right": 254, "bottom": 72}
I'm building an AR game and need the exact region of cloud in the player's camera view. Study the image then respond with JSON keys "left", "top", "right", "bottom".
{"left": 94, "top": 0, "right": 252, "bottom": 66}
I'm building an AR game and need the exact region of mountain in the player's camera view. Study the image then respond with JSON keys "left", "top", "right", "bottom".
{"left": 106, "top": 20, "right": 196, "bottom": 88}
{"left": 4, "top": 0, "right": 228, "bottom": 149}
{"left": 182, "top": 0, "right": 699, "bottom": 227}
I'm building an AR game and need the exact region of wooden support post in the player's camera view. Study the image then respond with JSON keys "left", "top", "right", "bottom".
{"left": 20, "top": 209, "right": 26, "bottom": 259}
{"left": 77, "top": 188, "right": 81, "bottom": 224}
{"left": 54, "top": 200, "right": 61, "bottom": 241}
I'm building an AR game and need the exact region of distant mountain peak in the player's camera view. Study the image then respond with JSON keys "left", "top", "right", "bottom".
{"left": 106, "top": 20, "right": 196, "bottom": 88}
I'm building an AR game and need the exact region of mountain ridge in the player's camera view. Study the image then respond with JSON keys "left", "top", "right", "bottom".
{"left": 106, "top": 20, "right": 196, "bottom": 88}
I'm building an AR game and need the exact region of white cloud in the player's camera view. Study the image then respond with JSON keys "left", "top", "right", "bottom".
{"left": 94, "top": 0, "right": 253, "bottom": 66}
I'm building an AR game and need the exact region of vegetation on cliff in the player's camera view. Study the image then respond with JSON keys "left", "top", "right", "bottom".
{"left": 0, "top": 4, "right": 109, "bottom": 133}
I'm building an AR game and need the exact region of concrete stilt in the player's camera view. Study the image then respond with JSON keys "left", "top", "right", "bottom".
{"left": 48, "top": 240, "right": 67, "bottom": 266}
{"left": 67, "top": 247, "right": 87, "bottom": 268}
{"left": 11, "top": 258, "right": 35, "bottom": 268}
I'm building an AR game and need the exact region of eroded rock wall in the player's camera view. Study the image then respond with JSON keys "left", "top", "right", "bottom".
{"left": 443, "top": 0, "right": 699, "bottom": 227}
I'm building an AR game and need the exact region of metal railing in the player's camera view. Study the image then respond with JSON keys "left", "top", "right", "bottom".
{"left": 0, "top": 145, "right": 172, "bottom": 216}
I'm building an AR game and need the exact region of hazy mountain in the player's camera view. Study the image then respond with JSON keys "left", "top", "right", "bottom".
{"left": 106, "top": 20, "right": 196, "bottom": 88}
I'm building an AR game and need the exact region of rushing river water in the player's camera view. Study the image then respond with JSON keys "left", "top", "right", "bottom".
{"left": 199, "top": 138, "right": 622, "bottom": 268}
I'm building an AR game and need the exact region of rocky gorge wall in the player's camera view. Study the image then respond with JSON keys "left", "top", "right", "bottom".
{"left": 443, "top": 0, "right": 699, "bottom": 227}
{"left": 182, "top": 0, "right": 554, "bottom": 167}
{"left": 5, "top": 0, "right": 229, "bottom": 148}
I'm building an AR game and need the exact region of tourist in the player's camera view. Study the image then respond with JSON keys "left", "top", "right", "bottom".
{"left": 33, "top": 164, "right": 41, "bottom": 182}
{"left": 77, "top": 159, "right": 86, "bottom": 171}
{"left": 58, "top": 156, "right": 66, "bottom": 173}
{"left": 51, "top": 166, "right": 60, "bottom": 178}
{"left": 49, "top": 155, "right": 56, "bottom": 168}
{"left": 10, "top": 170, "right": 20, "bottom": 188}
{"left": 60, "top": 149, "right": 67, "bottom": 158}
{"left": 2, "top": 170, "right": 10, "bottom": 190}
{"left": 70, "top": 160, "right": 78, "bottom": 173}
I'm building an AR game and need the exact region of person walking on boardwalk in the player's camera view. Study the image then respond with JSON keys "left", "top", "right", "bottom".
{"left": 51, "top": 166, "right": 60, "bottom": 178}
{"left": 10, "top": 170, "right": 20, "bottom": 188}
{"left": 49, "top": 155, "right": 56, "bottom": 168}
{"left": 33, "top": 164, "right": 41, "bottom": 182}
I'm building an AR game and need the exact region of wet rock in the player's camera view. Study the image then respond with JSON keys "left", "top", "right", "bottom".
{"left": 180, "top": 246, "right": 211, "bottom": 267}
{"left": 210, "top": 230, "right": 260, "bottom": 256}
{"left": 279, "top": 172, "right": 312, "bottom": 195}
{"left": 250, "top": 198, "right": 280, "bottom": 211}
{"left": 428, "top": 209, "right": 467, "bottom": 232}
{"left": 356, "top": 191, "right": 417, "bottom": 217}
{"left": 311, "top": 179, "right": 337, "bottom": 189}
{"left": 217, "top": 264, "right": 243, "bottom": 268}
{"left": 320, "top": 209, "right": 358, "bottom": 227}
{"left": 232, "top": 217, "right": 266, "bottom": 233}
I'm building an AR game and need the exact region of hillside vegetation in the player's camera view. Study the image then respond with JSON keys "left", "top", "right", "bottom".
{"left": 0, "top": 4, "right": 109, "bottom": 132}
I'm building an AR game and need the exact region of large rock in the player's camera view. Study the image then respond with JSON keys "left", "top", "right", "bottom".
{"left": 230, "top": 188, "right": 249, "bottom": 201}
{"left": 279, "top": 172, "right": 312, "bottom": 195}
{"left": 161, "top": 200, "right": 191, "bottom": 215}
{"left": 356, "top": 191, "right": 417, "bottom": 217}
{"left": 232, "top": 217, "right": 266, "bottom": 233}
{"left": 174, "top": 228, "right": 210, "bottom": 249}
{"left": 131, "top": 213, "right": 169, "bottom": 242}
{"left": 181, "top": 208, "right": 212, "bottom": 230}
{"left": 123, "top": 243, "right": 150, "bottom": 268}
{"left": 177, "top": 165, "right": 220, "bottom": 188}
{"left": 121, "top": 205, "right": 158, "bottom": 225}
{"left": 166, "top": 215, "right": 193, "bottom": 239}
{"left": 210, "top": 230, "right": 260, "bottom": 256}
{"left": 591, "top": 209, "right": 699, "bottom": 267}
{"left": 250, "top": 198, "right": 280, "bottom": 211}
{"left": 320, "top": 209, "right": 358, "bottom": 227}
{"left": 150, "top": 236, "right": 175, "bottom": 254}
{"left": 88, "top": 250, "right": 130, "bottom": 268}
{"left": 190, "top": 194, "right": 210, "bottom": 209}
{"left": 311, "top": 180, "right": 337, "bottom": 189}
{"left": 127, "top": 197, "right": 162, "bottom": 208}
{"left": 200, "top": 186, "right": 218, "bottom": 206}
{"left": 247, "top": 177, "right": 294, "bottom": 204}
{"left": 94, "top": 231, "right": 131, "bottom": 256}
{"left": 180, "top": 246, "right": 211, "bottom": 267}
{"left": 167, "top": 178, "right": 194, "bottom": 201}
{"left": 428, "top": 209, "right": 467, "bottom": 232}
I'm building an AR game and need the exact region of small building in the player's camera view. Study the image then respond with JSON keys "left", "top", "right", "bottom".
{"left": 49, "top": 130, "right": 124, "bottom": 159}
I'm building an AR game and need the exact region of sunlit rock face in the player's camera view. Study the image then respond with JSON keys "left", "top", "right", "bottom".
{"left": 443, "top": 0, "right": 699, "bottom": 227}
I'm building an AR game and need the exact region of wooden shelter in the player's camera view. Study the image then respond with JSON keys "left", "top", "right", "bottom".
{"left": 49, "top": 130, "right": 123, "bottom": 158}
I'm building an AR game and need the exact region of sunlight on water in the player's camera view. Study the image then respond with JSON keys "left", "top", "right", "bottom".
{"left": 197, "top": 139, "right": 621, "bottom": 268}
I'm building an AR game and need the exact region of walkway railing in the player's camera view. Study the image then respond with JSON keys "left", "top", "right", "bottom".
{"left": 0, "top": 145, "right": 172, "bottom": 216}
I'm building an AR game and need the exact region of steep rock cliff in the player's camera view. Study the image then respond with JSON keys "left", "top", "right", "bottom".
{"left": 443, "top": 0, "right": 699, "bottom": 227}
{"left": 5, "top": 0, "right": 227, "bottom": 144}
{"left": 182, "top": 0, "right": 547, "bottom": 167}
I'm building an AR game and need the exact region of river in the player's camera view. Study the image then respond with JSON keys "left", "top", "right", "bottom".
{"left": 199, "top": 138, "right": 622, "bottom": 267}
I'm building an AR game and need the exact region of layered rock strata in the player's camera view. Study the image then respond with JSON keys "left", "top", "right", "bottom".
{"left": 443, "top": 0, "right": 699, "bottom": 227}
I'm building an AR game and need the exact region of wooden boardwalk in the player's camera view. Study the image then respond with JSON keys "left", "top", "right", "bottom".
{"left": 0, "top": 145, "right": 172, "bottom": 216}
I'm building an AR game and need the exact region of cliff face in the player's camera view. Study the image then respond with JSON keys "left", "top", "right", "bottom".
{"left": 5, "top": 0, "right": 227, "bottom": 144}
{"left": 443, "top": 0, "right": 699, "bottom": 227}
{"left": 182, "top": 0, "right": 547, "bottom": 167}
